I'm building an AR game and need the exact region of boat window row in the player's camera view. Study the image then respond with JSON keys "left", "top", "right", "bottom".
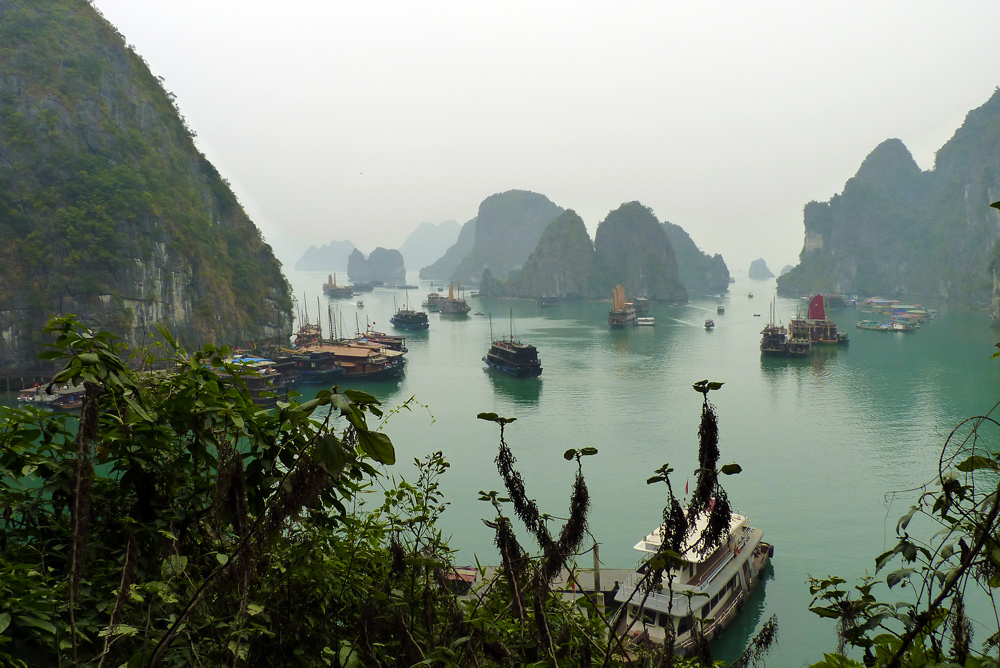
{"left": 629, "top": 604, "right": 672, "bottom": 629}
{"left": 702, "top": 574, "right": 741, "bottom": 618}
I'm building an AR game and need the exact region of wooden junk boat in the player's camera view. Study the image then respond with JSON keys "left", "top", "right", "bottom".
{"left": 483, "top": 313, "right": 542, "bottom": 377}
{"left": 760, "top": 298, "right": 812, "bottom": 357}
{"left": 483, "top": 337, "right": 542, "bottom": 377}
{"left": 225, "top": 355, "right": 288, "bottom": 407}
{"left": 390, "top": 304, "right": 430, "bottom": 330}
{"left": 608, "top": 284, "right": 637, "bottom": 328}
{"left": 17, "top": 383, "right": 86, "bottom": 410}
{"left": 439, "top": 282, "right": 471, "bottom": 315}
{"left": 788, "top": 295, "right": 849, "bottom": 346}
{"left": 290, "top": 342, "right": 405, "bottom": 381}
{"left": 322, "top": 273, "right": 354, "bottom": 299}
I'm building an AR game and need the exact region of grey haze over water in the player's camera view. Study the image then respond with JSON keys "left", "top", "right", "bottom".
{"left": 92, "top": 1, "right": 1000, "bottom": 273}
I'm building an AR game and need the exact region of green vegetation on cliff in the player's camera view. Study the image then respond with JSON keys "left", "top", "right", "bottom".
{"left": 0, "top": 0, "right": 292, "bottom": 367}
{"left": 778, "top": 89, "right": 1000, "bottom": 303}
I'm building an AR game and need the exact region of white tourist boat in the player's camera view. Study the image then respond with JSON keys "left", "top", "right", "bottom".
{"left": 614, "top": 510, "right": 772, "bottom": 652}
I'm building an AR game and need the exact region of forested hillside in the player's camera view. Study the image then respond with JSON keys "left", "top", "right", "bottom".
{"left": 0, "top": 0, "right": 292, "bottom": 368}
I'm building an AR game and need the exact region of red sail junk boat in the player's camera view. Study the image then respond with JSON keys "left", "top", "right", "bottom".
{"left": 788, "top": 295, "right": 849, "bottom": 346}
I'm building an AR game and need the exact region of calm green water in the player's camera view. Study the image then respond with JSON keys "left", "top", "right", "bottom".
{"left": 287, "top": 272, "right": 1000, "bottom": 665}
{"left": 11, "top": 271, "right": 1000, "bottom": 665}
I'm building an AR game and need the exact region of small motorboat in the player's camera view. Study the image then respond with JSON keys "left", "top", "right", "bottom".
{"left": 705, "top": 319, "right": 715, "bottom": 329}
{"left": 357, "top": 300, "right": 364, "bottom": 308}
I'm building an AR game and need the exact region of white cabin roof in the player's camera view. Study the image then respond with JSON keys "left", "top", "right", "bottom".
{"left": 634, "top": 512, "right": 748, "bottom": 564}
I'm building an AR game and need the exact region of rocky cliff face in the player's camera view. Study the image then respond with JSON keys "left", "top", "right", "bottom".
{"left": 0, "top": 0, "right": 292, "bottom": 368}
{"left": 484, "top": 210, "right": 596, "bottom": 298}
{"left": 451, "top": 190, "right": 564, "bottom": 283}
{"left": 346, "top": 247, "right": 405, "bottom": 284}
{"left": 594, "top": 202, "right": 687, "bottom": 302}
{"left": 661, "top": 222, "right": 730, "bottom": 293}
{"left": 778, "top": 89, "right": 1000, "bottom": 303}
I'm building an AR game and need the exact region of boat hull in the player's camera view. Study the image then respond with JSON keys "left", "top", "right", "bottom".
{"left": 390, "top": 312, "right": 429, "bottom": 330}
{"left": 390, "top": 320, "right": 429, "bottom": 330}
{"left": 483, "top": 354, "right": 542, "bottom": 377}
{"left": 298, "top": 368, "right": 345, "bottom": 385}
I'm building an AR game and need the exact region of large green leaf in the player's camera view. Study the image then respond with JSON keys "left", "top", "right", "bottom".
{"left": 315, "top": 435, "right": 349, "bottom": 476}
{"left": 357, "top": 429, "right": 395, "bottom": 465}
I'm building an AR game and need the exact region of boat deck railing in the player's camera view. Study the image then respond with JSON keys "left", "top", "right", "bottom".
{"left": 618, "top": 525, "right": 758, "bottom": 612}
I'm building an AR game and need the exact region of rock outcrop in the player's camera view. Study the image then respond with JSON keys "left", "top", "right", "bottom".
{"left": 779, "top": 89, "right": 1000, "bottom": 306}
{"left": 484, "top": 210, "right": 597, "bottom": 298}
{"left": 479, "top": 202, "right": 688, "bottom": 302}
{"left": 346, "top": 248, "right": 406, "bottom": 284}
{"left": 594, "top": 202, "right": 687, "bottom": 302}
{"left": 0, "top": 0, "right": 292, "bottom": 369}
{"left": 661, "top": 222, "right": 730, "bottom": 293}
{"left": 748, "top": 259, "right": 775, "bottom": 279}
{"left": 451, "top": 190, "right": 564, "bottom": 284}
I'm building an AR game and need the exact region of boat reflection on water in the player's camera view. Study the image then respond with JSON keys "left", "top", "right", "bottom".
{"left": 759, "top": 343, "right": 842, "bottom": 381}
{"left": 484, "top": 369, "right": 542, "bottom": 405}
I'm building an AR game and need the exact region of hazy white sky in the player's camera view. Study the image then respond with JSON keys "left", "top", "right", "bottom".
{"left": 92, "top": 0, "right": 1000, "bottom": 273}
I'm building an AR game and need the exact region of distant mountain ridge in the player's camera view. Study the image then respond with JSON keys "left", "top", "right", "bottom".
{"left": 419, "top": 218, "right": 476, "bottom": 280}
{"left": 778, "top": 88, "right": 1000, "bottom": 308}
{"left": 295, "top": 240, "right": 357, "bottom": 272}
{"left": 399, "top": 220, "right": 460, "bottom": 273}
{"left": 0, "top": 0, "right": 292, "bottom": 367}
